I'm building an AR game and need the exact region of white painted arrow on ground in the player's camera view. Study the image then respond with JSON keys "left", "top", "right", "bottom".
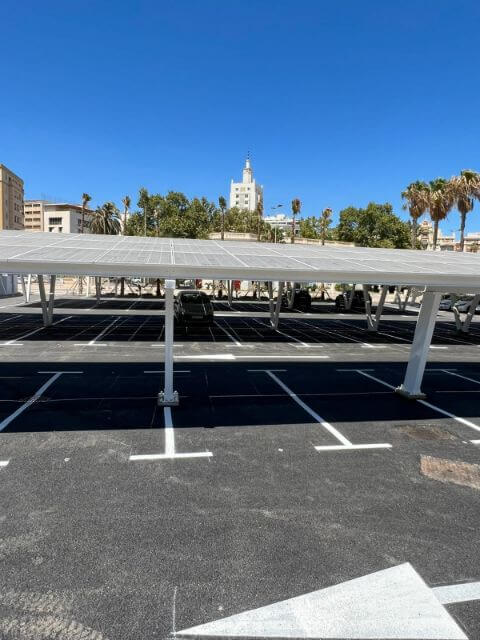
{"left": 178, "top": 563, "right": 480, "bottom": 639}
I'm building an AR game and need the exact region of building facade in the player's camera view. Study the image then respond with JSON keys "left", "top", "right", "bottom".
{"left": 229, "top": 157, "right": 263, "bottom": 212}
{"left": 0, "top": 164, "right": 24, "bottom": 230}
{"left": 418, "top": 220, "right": 480, "bottom": 251}
{"left": 24, "top": 201, "right": 93, "bottom": 233}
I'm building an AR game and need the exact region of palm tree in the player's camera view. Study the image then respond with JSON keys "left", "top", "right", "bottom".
{"left": 90, "top": 202, "right": 121, "bottom": 235}
{"left": 218, "top": 196, "right": 227, "bottom": 240}
{"left": 450, "top": 170, "right": 480, "bottom": 251}
{"left": 427, "top": 178, "right": 454, "bottom": 250}
{"left": 81, "top": 193, "right": 91, "bottom": 233}
{"left": 319, "top": 207, "right": 332, "bottom": 246}
{"left": 401, "top": 181, "right": 430, "bottom": 249}
{"left": 291, "top": 198, "right": 301, "bottom": 244}
{"left": 121, "top": 195, "right": 131, "bottom": 235}
{"left": 256, "top": 197, "right": 264, "bottom": 242}
{"left": 138, "top": 187, "right": 149, "bottom": 237}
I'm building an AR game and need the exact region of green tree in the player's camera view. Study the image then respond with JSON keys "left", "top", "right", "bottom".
{"left": 81, "top": 193, "right": 91, "bottom": 234}
{"left": 291, "top": 198, "right": 301, "bottom": 244}
{"left": 428, "top": 178, "right": 454, "bottom": 250}
{"left": 90, "top": 202, "right": 121, "bottom": 235}
{"left": 299, "top": 216, "right": 320, "bottom": 239}
{"left": 138, "top": 187, "right": 151, "bottom": 236}
{"left": 401, "top": 181, "right": 429, "bottom": 249}
{"left": 336, "top": 202, "right": 410, "bottom": 248}
{"left": 450, "top": 170, "right": 480, "bottom": 251}
{"left": 319, "top": 207, "right": 333, "bottom": 245}
{"left": 255, "top": 197, "right": 264, "bottom": 241}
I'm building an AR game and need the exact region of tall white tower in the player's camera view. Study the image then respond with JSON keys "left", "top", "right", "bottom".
{"left": 229, "top": 155, "right": 263, "bottom": 213}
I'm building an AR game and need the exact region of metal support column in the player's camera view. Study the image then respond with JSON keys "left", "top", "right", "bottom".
{"left": 270, "top": 282, "right": 283, "bottom": 330}
{"left": 37, "top": 275, "right": 50, "bottom": 327}
{"left": 453, "top": 294, "right": 480, "bottom": 333}
{"left": 287, "top": 282, "right": 296, "bottom": 309}
{"left": 158, "top": 279, "right": 179, "bottom": 406}
{"left": 268, "top": 281, "right": 274, "bottom": 318}
{"left": 95, "top": 277, "right": 101, "bottom": 304}
{"left": 227, "top": 280, "right": 233, "bottom": 307}
{"left": 47, "top": 275, "right": 56, "bottom": 325}
{"left": 345, "top": 286, "right": 355, "bottom": 311}
{"left": 395, "top": 291, "right": 442, "bottom": 399}
{"left": 364, "top": 284, "right": 387, "bottom": 332}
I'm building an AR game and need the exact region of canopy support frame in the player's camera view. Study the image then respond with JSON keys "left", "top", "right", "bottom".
{"left": 395, "top": 291, "right": 441, "bottom": 399}
{"left": 158, "top": 278, "right": 179, "bottom": 407}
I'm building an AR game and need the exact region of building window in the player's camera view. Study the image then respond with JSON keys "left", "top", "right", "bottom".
{"left": 48, "top": 217, "right": 62, "bottom": 225}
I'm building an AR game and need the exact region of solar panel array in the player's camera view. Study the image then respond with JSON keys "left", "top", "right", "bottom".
{"left": 0, "top": 230, "right": 479, "bottom": 287}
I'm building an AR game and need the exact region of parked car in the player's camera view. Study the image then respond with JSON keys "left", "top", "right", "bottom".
{"left": 453, "top": 298, "right": 480, "bottom": 314}
{"left": 335, "top": 289, "right": 371, "bottom": 311}
{"left": 280, "top": 288, "right": 312, "bottom": 311}
{"left": 439, "top": 296, "right": 453, "bottom": 311}
{"left": 174, "top": 290, "right": 214, "bottom": 325}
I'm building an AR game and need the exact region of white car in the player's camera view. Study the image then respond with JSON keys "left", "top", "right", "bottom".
{"left": 454, "top": 299, "right": 480, "bottom": 314}
{"left": 439, "top": 298, "right": 453, "bottom": 311}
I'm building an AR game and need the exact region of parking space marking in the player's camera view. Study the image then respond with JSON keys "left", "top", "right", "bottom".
{"left": 432, "top": 369, "right": 480, "bottom": 386}
{"left": 250, "top": 317, "right": 310, "bottom": 348}
{"left": 250, "top": 370, "right": 391, "bottom": 452}
{"left": 0, "top": 315, "right": 73, "bottom": 346}
{"left": 0, "top": 314, "right": 23, "bottom": 325}
{"left": 144, "top": 370, "right": 191, "bottom": 374}
{"left": 329, "top": 320, "right": 386, "bottom": 349}
{"left": 74, "top": 315, "right": 126, "bottom": 346}
{"left": 130, "top": 407, "right": 212, "bottom": 461}
{"left": 347, "top": 369, "right": 480, "bottom": 441}
{"left": 0, "top": 371, "right": 83, "bottom": 432}
{"left": 214, "top": 321, "right": 244, "bottom": 347}
{"left": 127, "top": 316, "right": 151, "bottom": 341}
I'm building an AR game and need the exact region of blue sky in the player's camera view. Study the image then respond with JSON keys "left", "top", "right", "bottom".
{"left": 2, "top": 0, "right": 480, "bottom": 234}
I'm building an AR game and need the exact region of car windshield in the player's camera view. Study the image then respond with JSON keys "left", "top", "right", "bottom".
{"left": 181, "top": 293, "right": 207, "bottom": 304}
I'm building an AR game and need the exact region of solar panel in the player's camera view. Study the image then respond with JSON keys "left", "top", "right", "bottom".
{"left": 1, "top": 230, "right": 479, "bottom": 290}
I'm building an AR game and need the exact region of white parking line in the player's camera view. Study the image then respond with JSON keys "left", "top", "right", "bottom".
{"left": 144, "top": 370, "right": 191, "bottom": 374}
{"left": 74, "top": 316, "right": 125, "bottom": 346}
{"left": 0, "top": 315, "right": 73, "bottom": 346}
{"left": 330, "top": 320, "right": 385, "bottom": 349}
{"left": 214, "top": 321, "right": 243, "bottom": 347}
{"left": 349, "top": 369, "right": 480, "bottom": 440}
{"left": 0, "top": 314, "right": 23, "bottom": 325}
{"left": 250, "top": 317, "right": 310, "bottom": 348}
{"left": 128, "top": 317, "right": 151, "bottom": 341}
{"left": 0, "top": 371, "right": 82, "bottom": 432}
{"left": 130, "top": 407, "right": 212, "bottom": 461}
{"left": 250, "top": 370, "right": 391, "bottom": 452}
{"left": 434, "top": 369, "right": 480, "bottom": 386}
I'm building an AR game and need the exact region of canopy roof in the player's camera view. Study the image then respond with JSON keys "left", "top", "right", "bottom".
{"left": 1, "top": 230, "right": 479, "bottom": 290}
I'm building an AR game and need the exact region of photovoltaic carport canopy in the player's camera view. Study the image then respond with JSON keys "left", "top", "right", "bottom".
{"left": 1, "top": 230, "right": 479, "bottom": 290}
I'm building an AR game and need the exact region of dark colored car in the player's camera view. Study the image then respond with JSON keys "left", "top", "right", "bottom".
{"left": 174, "top": 290, "right": 214, "bottom": 325}
{"left": 281, "top": 288, "right": 312, "bottom": 311}
{"left": 335, "top": 289, "right": 371, "bottom": 311}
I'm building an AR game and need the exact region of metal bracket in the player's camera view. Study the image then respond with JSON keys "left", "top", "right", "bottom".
{"left": 157, "top": 390, "right": 179, "bottom": 407}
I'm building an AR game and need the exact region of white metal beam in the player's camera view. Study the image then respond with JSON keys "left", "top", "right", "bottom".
{"left": 364, "top": 284, "right": 387, "bottom": 332}
{"left": 452, "top": 294, "right": 480, "bottom": 333}
{"left": 158, "top": 279, "right": 179, "bottom": 406}
{"left": 396, "top": 291, "right": 442, "bottom": 399}
{"left": 271, "top": 282, "right": 284, "bottom": 330}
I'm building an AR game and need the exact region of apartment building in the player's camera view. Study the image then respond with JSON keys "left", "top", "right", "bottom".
{"left": 24, "top": 201, "right": 93, "bottom": 233}
{"left": 0, "top": 164, "right": 24, "bottom": 230}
